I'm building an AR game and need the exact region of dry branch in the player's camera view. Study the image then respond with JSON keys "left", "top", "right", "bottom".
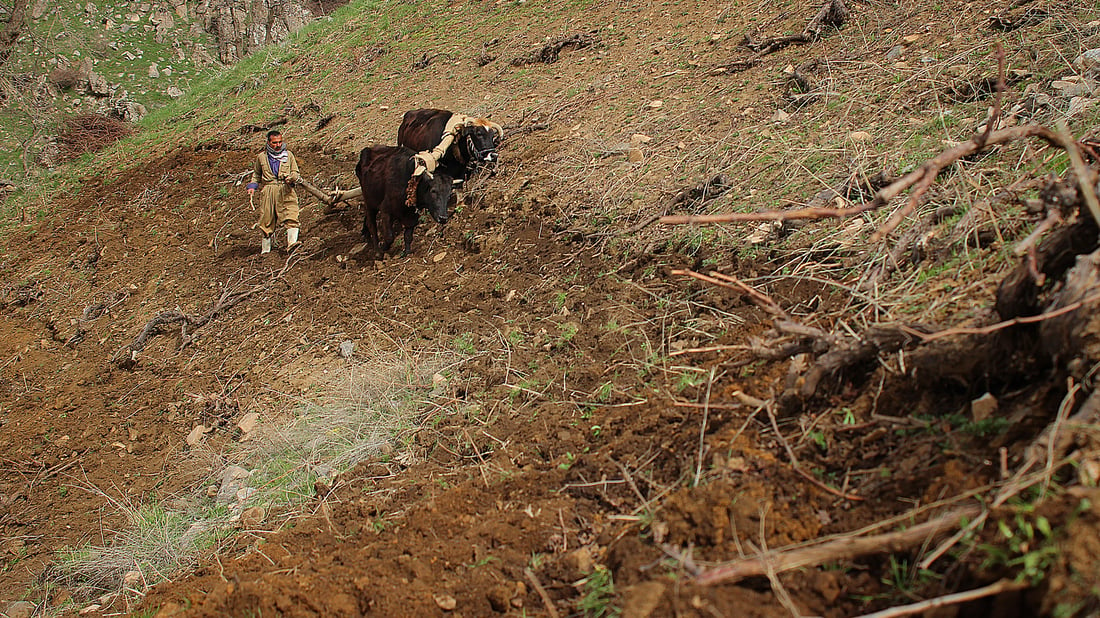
{"left": 712, "top": 0, "right": 847, "bottom": 75}
{"left": 742, "top": 0, "right": 849, "bottom": 55}
{"left": 695, "top": 505, "right": 979, "bottom": 586}
{"left": 118, "top": 254, "right": 307, "bottom": 367}
{"left": 672, "top": 269, "right": 789, "bottom": 320}
{"left": 854, "top": 580, "right": 1027, "bottom": 618}
{"left": 511, "top": 33, "right": 597, "bottom": 67}
{"left": 660, "top": 124, "right": 1060, "bottom": 228}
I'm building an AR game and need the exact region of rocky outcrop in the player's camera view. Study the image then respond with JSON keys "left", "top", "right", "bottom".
{"left": 193, "top": 0, "right": 316, "bottom": 64}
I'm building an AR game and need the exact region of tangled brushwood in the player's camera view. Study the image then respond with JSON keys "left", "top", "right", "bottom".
{"left": 56, "top": 113, "right": 134, "bottom": 161}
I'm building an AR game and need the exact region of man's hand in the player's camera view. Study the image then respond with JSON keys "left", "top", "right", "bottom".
{"left": 247, "top": 187, "right": 255, "bottom": 195}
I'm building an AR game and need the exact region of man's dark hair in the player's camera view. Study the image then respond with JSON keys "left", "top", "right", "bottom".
{"left": 266, "top": 130, "right": 282, "bottom": 141}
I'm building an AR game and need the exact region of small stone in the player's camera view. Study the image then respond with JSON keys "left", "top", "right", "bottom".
{"left": 627, "top": 147, "right": 643, "bottom": 163}
{"left": 432, "top": 251, "right": 447, "bottom": 263}
{"left": 770, "top": 109, "right": 790, "bottom": 123}
{"left": 236, "top": 412, "right": 259, "bottom": 434}
{"left": 338, "top": 340, "right": 355, "bottom": 359}
{"left": 620, "top": 581, "right": 665, "bottom": 618}
{"left": 902, "top": 33, "right": 921, "bottom": 43}
{"left": 3, "top": 601, "right": 36, "bottom": 618}
{"left": 148, "top": 63, "right": 159, "bottom": 78}
{"left": 185, "top": 424, "right": 208, "bottom": 446}
{"left": 647, "top": 100, "right": 663, "bottom": 109}
{"left": 216, "top": 466, "right": 251, "bottom": 506}
{"left": 886, "top": 45, "right": 903, "bottom": 60}
{"left": 970, "top": 392, "right": 998, "bottom": 422}
{"left": 848, "top": 130, "right": 873, "bottom": 143}
{"left": 122, "top": 570, "right": 143, "bottom": 587}
{"left": 1075, "top": 48, "right": 1100, "bottom": 77}
{"left": 433, "top": 593, "right": 457, "bottom": 611}
{"left": 486, "top": 584, "right": 512, "bottom": 612}
{"left": 564, "top": 547, "right": 593, "bottom": 574}
{"left": 166, "top": 85, "right": 183, "bottom": 98}
{"left": 349, "top": 243, "right": 368, "bottom": 255}
{"left": 240, "top": 506, "right": 266, "bottom": 528}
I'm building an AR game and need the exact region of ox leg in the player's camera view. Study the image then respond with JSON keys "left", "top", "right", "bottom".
{"left": 362, "top": 208, "right": 380, "bottom": 257}
{"left": 380, "top": 212, "right": 396, "bottom": 254}
{"left": 402, "top": 225, "right": 415, "bottom": 257}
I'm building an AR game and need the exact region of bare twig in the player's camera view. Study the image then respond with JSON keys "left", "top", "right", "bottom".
{"left": 853, "top": 580, "right": 1027, "bottom": 618}
{"left": 524, "top": 568, "right": 560, "bottom": 618}
{"left": 901, "top": 291, "right": 1100, "bottom": 343}
{"left": 694, "top": 367, "right": 718, "bottom": 487}
{"left": 672, "top": 269, "right": 790, "bottom": 320}
{"left": 697, "top": 505, "right": 978, "bottom": 585}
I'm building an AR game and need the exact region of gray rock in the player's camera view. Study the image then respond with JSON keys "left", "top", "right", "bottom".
{"left": 311, "top": 464, "right": 336, "bottom": 483}
{"left": 87, "top": 72, "right": 110, "bottom": 96}
{"left": 106, "top": 98, "right": 147, "bottom": 122}
{"left": 84, "top": 3, "right": 97, "bottom": 14}
{"left": 148, "top": 62, "right": 159, "bottom": 78}
{"left": 31, "top": 0, "right": 49, "bottom": 19}
{"left": 338, "top": 340, "right": 355, "bottom": 359}
{"left": 215, "top": 466, "right": 250, "bottom": 506}
{"left": 885, "top": 45, "right": 903, "bottom": 60}
{"left": 179, "top": 521, "right": 211, "bottom": 550}
{"left": 166, "top": 85, "right": 183, "bottom": 98}
{"left": 1075, "top": 49, "right": 1100, "bottom": 79}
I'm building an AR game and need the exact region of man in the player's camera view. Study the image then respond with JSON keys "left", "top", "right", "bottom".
{"left": 247, "top": 130, "right": 302, "bottom": 254}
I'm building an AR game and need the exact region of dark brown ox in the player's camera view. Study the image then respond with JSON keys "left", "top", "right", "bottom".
{"left": 355, "top": 145, "right": 454, "bottom": 257}
{"left": 396, "top": 109, "right": 503, "bottom": 183}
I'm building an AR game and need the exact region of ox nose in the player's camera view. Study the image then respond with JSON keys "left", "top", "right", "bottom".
{"left": 484, "top": 152, "right": 498, "bottom": 163}
{"left": 438, "top": 216, "right": 449, "bottom": 225}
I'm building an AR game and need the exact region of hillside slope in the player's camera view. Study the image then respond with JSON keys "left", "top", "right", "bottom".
{"left": 2, "top": 0, "right": 1100, "bottom": 616}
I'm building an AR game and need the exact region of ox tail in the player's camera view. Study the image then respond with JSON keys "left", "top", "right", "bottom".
{"left": 405, "top": 174, "right": 419, "bottom": 210}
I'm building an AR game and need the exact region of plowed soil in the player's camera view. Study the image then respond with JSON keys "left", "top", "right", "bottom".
{"left": 3, "top": 0, "right": 1100, "bottom": 616}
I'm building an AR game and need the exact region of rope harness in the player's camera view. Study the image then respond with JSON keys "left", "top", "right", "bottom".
{"left": 411, "top": 114, "right": 504, "bottom": 179}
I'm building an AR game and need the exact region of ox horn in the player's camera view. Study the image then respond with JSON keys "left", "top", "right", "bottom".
{"left": 489, "top": 121, "right": 504, "bottom": 141}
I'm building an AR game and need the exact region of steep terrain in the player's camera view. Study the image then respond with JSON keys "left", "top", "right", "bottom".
{"left": 2, "top": 0, "right": 1100, "bottom": 616}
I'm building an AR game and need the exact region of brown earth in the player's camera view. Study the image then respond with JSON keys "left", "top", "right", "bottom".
{"left": 2, "top": 0, "right": 1100, "bottom": 616}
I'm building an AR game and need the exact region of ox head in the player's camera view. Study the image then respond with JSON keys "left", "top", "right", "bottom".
{"left": 414, "top": 170, "right": 455, "bottom": 225}
{"left": 460, "top": 119, "right": 504, "bottom": 170}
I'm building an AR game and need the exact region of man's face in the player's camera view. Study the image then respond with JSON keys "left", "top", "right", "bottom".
{"left": 268, "top": 135, "right": 284, "bottom": 150}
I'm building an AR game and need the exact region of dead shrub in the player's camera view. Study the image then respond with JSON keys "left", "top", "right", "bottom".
{"left": 48, "top": 66, "right": 83, "bottom": 90}
{"left": 56, "top": 113, "right": 134, "bottom": 161}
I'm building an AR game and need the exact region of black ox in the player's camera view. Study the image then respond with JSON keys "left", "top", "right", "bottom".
{"left": 397, "top": 109, "right": 503, "bottom": 183}
{"left": 355, "top": 145, "right": 454, "bottom": 257}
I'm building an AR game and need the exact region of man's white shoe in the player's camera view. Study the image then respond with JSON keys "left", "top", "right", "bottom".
{"left": 287, "top": 227, "right": 300, "bottom": 250}
{"left": 261, "top": 236, "right": 272, "bottom": 254}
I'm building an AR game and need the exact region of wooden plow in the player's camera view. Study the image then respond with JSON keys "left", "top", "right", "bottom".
{"left": 296, "top": 178, "right": 362, "bottom": 207}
